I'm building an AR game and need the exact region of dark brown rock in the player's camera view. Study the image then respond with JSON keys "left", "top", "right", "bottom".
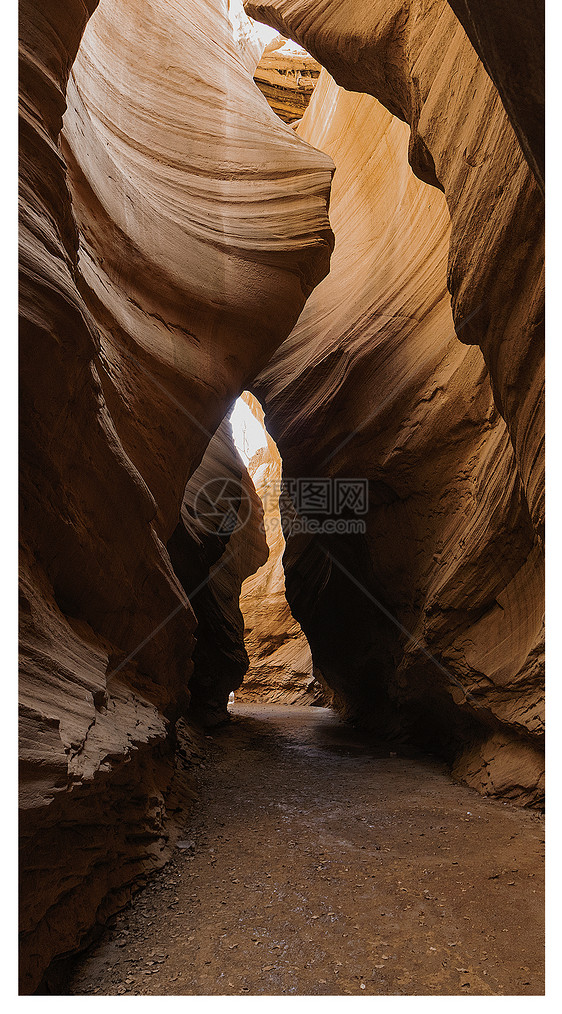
{"left": 19, "top": 0, "right": 332, "bottom": 991}
{"left": 249, "top": 57, "right": 544, "bottom": 804}
{"left": 447, "top": 1, "right": 544, "bottom": 193}
{"left": 168, "top": 419, "right": 269, "bottom": 727}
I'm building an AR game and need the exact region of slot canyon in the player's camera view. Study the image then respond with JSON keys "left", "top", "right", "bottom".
{"left": 18, "top": 0, "right": 544, "bottom": 997}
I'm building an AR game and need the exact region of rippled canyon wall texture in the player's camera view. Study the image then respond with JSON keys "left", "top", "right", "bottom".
{"left": 19, "top": 0, "right": 543, "bottom": 993}
{"left": 246, "top": 0, "right": 544, "bottom": 799}
{"left": 19, "top": 0, "right": 332, "bottom": 992}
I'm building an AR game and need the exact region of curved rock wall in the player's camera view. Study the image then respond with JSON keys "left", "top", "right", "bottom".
{"left": 19, "top": 0, "right": 544, "bottom": 992}
{"left": 246, "top": 0, "right": 544, "bottom": 541}
{"left": 19, "top": 0, "right": 332, "bottom": 992}
{"left": 62, "top": 0, "right": 333, "bottom": 538}
{"left": 236, "top": 395, "right": 317, "bottom": 705}
{"left": 251, "top": 66, "right": 544, "bottom": 804}
{"left": 169, "top": 417, "right": 269, "bottom": 726}
{"left": 446, "top": 1, "right": 544, "bottom": 194}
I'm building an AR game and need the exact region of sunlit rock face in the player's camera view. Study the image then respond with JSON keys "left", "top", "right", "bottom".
{"left": 246, "top": 0, "right": 544, "bottom": 542}
{"left": 62, "top": 0, "right": 334, "bottom": 538}
{"left": 254, "top": 36, "right": 321, "bottom": 124}
{"left": 236, "top": 395, "right": 318, "bottom": 705}
{"left": 228, "top": 0, "right": 278, "bottom": 72}
{"left": 19, "top": 0, "right": 332, "bottom": 991}
{"left": 251, "top": 66, "right": 544, "bottom": 805}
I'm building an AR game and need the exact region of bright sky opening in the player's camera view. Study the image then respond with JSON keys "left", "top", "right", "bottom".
{"left": 230, "top": 396, "right": 268, "bottom": 465}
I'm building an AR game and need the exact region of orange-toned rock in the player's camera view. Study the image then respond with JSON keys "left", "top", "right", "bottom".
{"left": 246, "top": 0, "right": 544, "bottom": 539}
{"left": 62, "top": 0, "right": 333, "bottom": 539}
{"left": 236, "top": 395, "right": 317, "bottom": 705}
{"left": 251, "top": 66, "right": 544, "bottom": 804}
{"left": 19, "top": 0, "right": 544, "bottom": 991}
{"left": 254, "top": 36, "right": 321, "bottom": 124}
{"left": 19, "top": 0, "right": 332, "bottom": 991}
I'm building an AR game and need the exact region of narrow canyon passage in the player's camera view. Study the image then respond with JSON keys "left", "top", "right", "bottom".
{"left": 65, "top": 705, "right": 544, "bottom": 997}
{"left": 19, "top": 0, "right": 544, "bottom": 994}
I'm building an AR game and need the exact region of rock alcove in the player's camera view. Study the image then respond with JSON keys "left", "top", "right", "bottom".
{"left": 19, "top": 0, "right": 543, "bottom": 994}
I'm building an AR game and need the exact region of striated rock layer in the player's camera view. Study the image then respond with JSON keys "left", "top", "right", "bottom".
{"left": 446, "top": 1, "right": 544, "bottom": 194}
{"left": 246, "top": 0, "right": 544, "bottom": 541}
{"left": 249, "top": 52, "right": 544, "bottom": 802}
{"left": 19, "top": 0, "right": 332, "bottom": 992}
{"left": 236, "top": 395, "right": 318, "bottom": 705}
{"left": 19, "top": 0, "right": 544, "bottom": 991}
{"left": 254, "top": 36, "right": 321, "bottom": 124}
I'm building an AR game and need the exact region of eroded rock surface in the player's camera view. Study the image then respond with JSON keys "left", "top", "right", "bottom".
{"left": 447, "top": 1, "right": 544, "bottom": 193}
{"left": 236, "top": 395, "right": 318, "bottom": 705}
{"left": 169, "top": 418, "right": 269, "bottom": 726}
{"left": 19, "top": 0, "right": 544, "bottom": 993}
{"left": 19, "top": 0, "right": 332, "bottom": 992}
{"left": 254, "top": 36, "right": 321, "bottom": 124}
{"left": 250, "top": 63, "right": 544, "bottom": 804}
{"left": 246, "top": 0, "right": 544, "bottom": 540}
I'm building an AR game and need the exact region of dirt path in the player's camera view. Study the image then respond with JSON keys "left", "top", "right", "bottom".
{"left": 65, "top": 704, "right": 544, "bottom": 996}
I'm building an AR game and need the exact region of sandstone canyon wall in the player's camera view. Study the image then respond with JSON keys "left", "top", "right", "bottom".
{"left": 254, "top": 36, "right": 321, "bottom": 124}
{"left": 19, "top": 0, "right": 332, "bottom": 992}
{"left": 246, "top": 0, "right": 544, "bottom": 542}
{"left": 169, "top": 417, "right": 269, "bottom": 725}
{"left": 447, "top": 1, "right": 544, "bottom": 194}
{"left": 236, "top": 395, "right": 318, "bottom": 705}
{"left": 246, "top": 1, "right": 544, "bottom": 802}
{"left": 19, "top": 0, "right": 544, "bottom": 993}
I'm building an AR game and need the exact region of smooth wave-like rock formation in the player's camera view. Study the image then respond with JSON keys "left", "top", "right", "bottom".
{"left": 246, "top": 0, "right": 544, "bottom": 542}
{"left": 19, "top": 0, "right": 332, "bottom": 992}
{"left": 251, "top": 64, "right": 544, "bottom": 804}
{"left": 19, "top": 0, "right": 544, "bottom": 993}
{"left": 236, "top": 395, "right": 318, "bottom": 705}
{"left": 62, "top": 0, "right": 333, "bottom": 538}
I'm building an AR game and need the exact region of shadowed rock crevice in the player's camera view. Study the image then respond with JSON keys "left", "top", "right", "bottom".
{"left": 168, "top": 417, "right": 270, "bottom": 727}
{"left": 19, "top": 0, "right": 332, "bottom": 992}
{"left": 247, "top": 31, "right": 544, "bottom": 806}
{"left": 446, "top": 0, "right": 544, "bottom": 193}
{"left": 235, "top": 393, "right": 322, "bottom": 705}
{"left": 19, "top": 0, "right": 544, "bottom": 994}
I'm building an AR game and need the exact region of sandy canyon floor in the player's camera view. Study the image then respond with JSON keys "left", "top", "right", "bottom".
{"left": 65, "top": 704, "right": 544, "bottom": 996}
